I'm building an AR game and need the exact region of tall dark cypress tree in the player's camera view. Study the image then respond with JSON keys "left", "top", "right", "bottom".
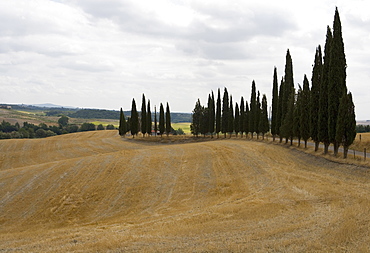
{"left": 244, "top": 100, "right": 249, "bottom": 138}
{"left": 216, "top": 88, "right": 221, "bottom": 138}
{"left": 311, "top": 46, "right": 322, "bottom": 151}
{"left": 141, "top": 94, "right": 147, "bottom": 136}
{"left": 277, "top": 77, "right": 285, "bottom": 142}
{"left": 255, "top": 91, "right": 261, "bottom": 139}
{"left": 249, "top": 81, "right": 257, "bottom": 138}
{"left": 282, "top": 50, "right": 294, "bottom": 124}
{"left": 159, "top": 103, "right": 165, "bottom": 137}
{"left": 280, "top": 87, "right": 295, "bottom": 145}
{"left": 191, "top": 99, "right": 202, "bottom": 137}
{"left": 147, "top": 100, "right": 152, "bottom": 136}
{"left": 131, "top": 98, "right": 139, "bottom": 138}
{"left": 271, "top": 67, "right": 279, "bottom": 141}
{"left": 166, "top": 102, "right": 171, "bottom": 136}
{"left": 154, "top": 105, "right": 157, "bottom": 136}
{"left": 235, "top": 102, "right": 240, "bottom": 137}
{"left": 119, "top": 108, "right": 127, "bottom": 136}
{"left": 335, "top": 92, "right": 356, "bottom": 158}
{"left": 228, "top": 95, "right": 234, "bottom": 137}
{"left": 301, "top": 75, "right": 311, "bottom": 148}
{"left": 240, "top": 97, "right": 245, "bottom": 138}
{"left": 294, "top": 86, "right": 302, "bottom": 146}
{"left": 259, "top": 94, "right": 269, "bottom": 139}
{"left": 209, "top": 91, "right": 215, "bottom": 137}
{"left": 328, "top": 7, "right": 347, "bottom": 156}
{"left": 318, "top": 26, "right": 332, "bottom": 154}
{"left": 222, "top": 87, "right": 229, "bottom": 138}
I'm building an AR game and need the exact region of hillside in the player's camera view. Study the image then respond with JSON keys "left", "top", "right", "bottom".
{"left": 1, "top": 131, "right": 370, "bottom": 252}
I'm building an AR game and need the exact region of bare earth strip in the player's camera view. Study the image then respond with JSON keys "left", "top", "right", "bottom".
{"left": 1, "top": 131, "right": 370, "bottom": 252}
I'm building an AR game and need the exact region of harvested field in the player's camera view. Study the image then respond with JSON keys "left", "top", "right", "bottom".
{"left": 1, "top": 131, "right": 370, "bottom": 252}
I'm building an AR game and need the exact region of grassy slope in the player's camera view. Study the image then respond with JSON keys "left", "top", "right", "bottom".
{"left": 1, "top": 132, "right": 370, "bottom": 252}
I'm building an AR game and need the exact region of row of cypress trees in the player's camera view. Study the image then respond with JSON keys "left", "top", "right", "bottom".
{"left": 119, "top": 94, "right": 172, "bottom": 138}
{"left": 191, "top": 83, "right": 269, "bottom": 140}
{"left": 270, "top": 7, "right": 356, "bottom": 158}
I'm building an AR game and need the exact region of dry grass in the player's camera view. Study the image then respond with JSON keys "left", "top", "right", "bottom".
{"left": 1, "top": 130, "right": 370, "bottom": 252}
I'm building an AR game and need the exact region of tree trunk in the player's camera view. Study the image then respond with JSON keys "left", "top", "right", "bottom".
{"left": 304, "top": 140, "right": 307, "bottom": 149}
{"left": 314, "top": 141, "right": 319, "bottom": 151}
{"left": 324, "top": 142, "right": 329, "bottom": 154}
{"left": 279, "top": 136, "right": 283, "bottom": 143}
{"left": 333, "top": 142, "right": 339, "bottom": 156}
{"left": 298, "top": 137, "right": 301, "bottom": 147}
{"left": 343, "top": 146, "right": 348, "bottom": 158}
{"left": 290, "top": 137, "right": 293, "bottom": 146}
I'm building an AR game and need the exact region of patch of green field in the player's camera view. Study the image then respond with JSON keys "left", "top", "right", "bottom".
{"left": 91, "top": 121, "right": 119, "bottom": 127}
{"left": 171, "top": 122, "right": 191, "bottom": 134}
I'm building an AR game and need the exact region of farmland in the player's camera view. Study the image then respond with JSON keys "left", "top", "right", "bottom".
{"left": 1, "top": 131, "right": 370, "bottom": 252}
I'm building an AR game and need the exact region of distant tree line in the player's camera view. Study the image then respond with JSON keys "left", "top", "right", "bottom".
{"left": 0, "top": 116, "right": 115, "bottom": 139}
{"left": 190, "top": 8, "right": 356, "bottom": 158}
{"left": 119, "top": 94, "right": 175, "bottom": 138}
{"left": 356, "top": 125, "right": 370, "bottom": 133}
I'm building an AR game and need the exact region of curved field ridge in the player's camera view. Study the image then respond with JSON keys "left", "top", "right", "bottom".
{"left": 1, "top": 131, "right": 370, "bottom": 252}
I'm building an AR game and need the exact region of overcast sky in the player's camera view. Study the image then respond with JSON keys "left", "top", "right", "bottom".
{"left": 0, "top": 0, "right": 369, "bottom": 119}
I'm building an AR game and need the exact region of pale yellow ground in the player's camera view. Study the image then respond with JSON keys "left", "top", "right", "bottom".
{"left": 1, "top": 131, "right": 370, "bottom": 252}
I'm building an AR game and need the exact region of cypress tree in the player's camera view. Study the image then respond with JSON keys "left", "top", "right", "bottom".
{"left": 318, "top": 26, "right": 332, "bottom": 154}
{"left": 119, "top": 108, "right": 127, "bottom": 136}
{"left": 159, "top": 103, "right": 165, "bottom": 137}
{"left": 301, "top": 75, "right": 311, "bottom": 148}
{"left": 249, "top": 81, "right": 257, "bottom": 138}
{"left": 166, "top": 102, "right": 171, "bottom": 136}
{"left": 235, "top": 102, "right": 240, "bottom": 137}
{"left": 280, "top": 87, "right": 295, "bottom": 145}
{"left": 335, "top": 92, "right": 356, "bottom": 158}
{"left": 141, "top": 94, "right": 147, "bottom": 136}
{"left": 328, "top": 7, "right": 347, "bottom": 156}
{"left": 311, "top": 46, "right": 322, "bottom": 151}
{"left": 130, "top": 98, "right": 139, "bottom": 138}
{"left": 255, "top": 91, "right": 261, "bottom": 139}
{"left": 240, "top": 97, "right": 245, "bottom": 138}
{"left": 294, "top": 86, "right": 302, "bottom": 146}
{"left": 283, "top": 50, "right": 294, "bottom": 120}
{"left": 222, "top": 87, "right": 229, "bottom": 138}
{"left": 271, "top": 67, "right": 279, "bottom": 141}
{"left": 191, "top": 99, "right": 202, "bottom": 137}
{"left": 209, "top": 91, "right": 215, "bottom": 137}
{"left": 277, "top": 77, "right": 285, "bottom": 142}
{"left": 147, "top": 100, "right": 152, "bottom": 136}
{"left": 200, "top": 106, "right": 208, "bottom": 137}
{"left": 228, "top": 95, "right": 234, "bottom": 137}
{"left": 259, "top": 94, "right": 269, "bottom": 140}
{"left": 154, "top": 105, "right": 157, "bottom": 136}
{"left": 216, "top": 88, "right": 221, "bottom": 138}
{"left": 244, "top": 100, "right": 249, "bottom": 138}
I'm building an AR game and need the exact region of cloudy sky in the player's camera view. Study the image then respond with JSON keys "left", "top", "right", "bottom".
{"left": 0, "top": 0, "right": 369, "bottom": 119}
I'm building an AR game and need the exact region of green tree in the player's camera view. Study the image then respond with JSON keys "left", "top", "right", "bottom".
{"left": 255, "top": 91, "right": 261, "bottom": 139}
{"left": 147, "top": 100, "right": 152, "bottom": 135}
{"left": 221, "top": 87, "right": 229, "bottom": 138}
{"left": 131, "top": 98, "right": 139, "bottom": 138}
{"left": 328, "top": 8, "right": 347, "bottom": 156}
{"left": 301, "top": 75, "right": 311, "bottom": 148}
{"left": 228, "top": 95, "right": 234, "bottom": 137}
{"left": 336, "top": 92, "right": 356, "bottom": 158}
{"left": 294, "top": 86, "right": 302, "bottom": 146}
{"left": 283, "top": 49, "right": 294, "bottom": 143}
{"left": 318, "top": 26, "right": 332, "bottom": 154}
{"left": 154, "top": 106, "right": 158, "bottom": 136}
{"left": 249, "top": 81, "right": 257, "bottom": 138}
{"left": 271, "top": 67, "right": 279, "bottom": 141}
{"left": 191, "top": 99, "right": 202, "bottom": 137}
{"left": 277, "top": 77, "right": 285, "bottom": 142}
{"left": 240, "top": 97, "right": 245, "bottom": 138}
{"left": 244, "top": 100, "right": 249, "bottom": 138}
{"left": 280, "top": 87, "right": 295, "bottom": 145}
{"left": 58, "top": 115, "right": 69, "bottom": 128}
{"left": 159, "top": 103, "right": 165, "bottom": 137}
{"left": 208, "top": 92, "right": 215, "bottom": 137}
{"left": 97, "top": 124, "right": 104, "bottom": 130}
{"left": 234, "top": 102, "right": 240, "bottom": 137}
{"left": 141, "top": 94, "right": 147, "bottom": 136}
{"left": 311, "top": 46, "right": 322, "bottom": 151}
{"left": 216, "top": 88, "right": 221, "bottom": 138}
{"left": 166, "top": 102, "right": 171, "bottom": 136}
{"left": 119, "top": 108, "right": 127, "bottom": 136}
{"left": 259, "top": 94, "right": 269, "bottom": 139}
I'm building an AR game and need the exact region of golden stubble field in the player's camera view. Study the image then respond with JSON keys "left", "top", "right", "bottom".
{"left": 1, "top": 131, "right": 370, "bottom": 252}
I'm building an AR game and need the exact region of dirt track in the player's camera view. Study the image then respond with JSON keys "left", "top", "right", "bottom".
{"left": 1, "top": 131, "right": 370, "bottom": 252}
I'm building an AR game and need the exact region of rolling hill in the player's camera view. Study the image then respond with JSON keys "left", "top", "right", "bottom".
{"left": 1, "top": 131, "right": 370, "bottom": 252}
